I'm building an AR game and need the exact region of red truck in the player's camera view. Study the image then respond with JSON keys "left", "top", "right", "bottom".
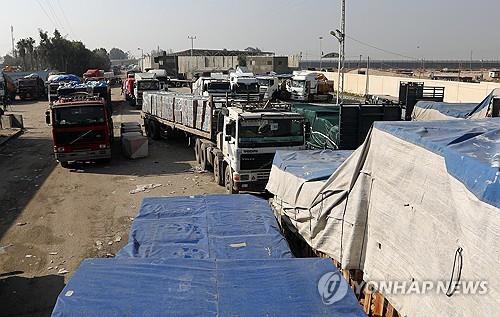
{"left": 45, "top": 94, "right": 113, "bottom": 168}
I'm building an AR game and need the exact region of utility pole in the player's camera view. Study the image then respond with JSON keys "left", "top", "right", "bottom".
{"left": 338, "top": 0, "right": 346, "bottom": 104}
{"left": 365, "top": 56, "right": 370, "bottom": 97}
{"left": 10, "top": 25, "right": 16, "bottom": 58}
{"left": 319, "top": 36, "right": 323, "bottom": 70}
{"left": 188, "top": 35, "right": 196, "bottom": 56}
{"left": 470, "top": 50, "right": 473, "bottom": 71}
{"left": 358, "top": 54, "right": 362, "bottom": 73}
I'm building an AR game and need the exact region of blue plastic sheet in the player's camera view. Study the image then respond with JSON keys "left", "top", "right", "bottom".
{"left": 52, "top": 258, "right": 366, "bottom": 317}
{"left": 50, "top": 74, "right": 81, "bottom": 84}
{"left": 375, "top": 118, "right": 500, "bottom": 208}
{"left": 117, "top": 195, "right": 293, "bottom": 259}
{"left": 273, "top": 150, "right": 354, "bottom": 181}
{"left": 414, "top": 101, "right": 478, "bottom": 119}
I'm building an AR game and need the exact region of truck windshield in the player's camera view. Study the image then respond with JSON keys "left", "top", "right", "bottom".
{"left": 292, "top": 80, "right": 306, "bottom": 88}
{"left": 54, "top": 105, "right": 106, "bottom": 127}
{"left": 234, "top": 83, "right": 259, "bottom": 94}
{"left": 138, "top": 81, "right": 159, "bottom": 90}
{"left": 238, "top": 119, "right": 304, "bottom": 148}
{"left": 207, "top": 82, "right": 230, "bottom": 91}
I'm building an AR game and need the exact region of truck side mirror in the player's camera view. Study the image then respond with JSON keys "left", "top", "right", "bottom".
{"left": 224, "top": 135, "right": 231, "bottom": 142}
{"left": 45, "top": 111, "right": 51, "bottom": 125}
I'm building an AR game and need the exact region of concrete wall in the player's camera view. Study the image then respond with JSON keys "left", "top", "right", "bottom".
{"left": 178, "top": 56, "right": 239, "bottom": 77}
{"left": 317, "top": 71, "right": 500, "bottom": 103}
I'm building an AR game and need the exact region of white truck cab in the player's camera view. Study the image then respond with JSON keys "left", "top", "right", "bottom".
{"left": 193, "top": 74, "right": 231, "bottom": 99}
{"left": 229, "top": 67, "right": 260, "bottom": 101}
{"left": 256, "top": 75, "right": 279, "bottom": 100}
{"left": 289, "top": 71, "right": 333, "bottom": 101}
{"left": 220, "top": 105, "right": 305, "bottom": 192}
{"left": 134, "top": 72, "right": 160, "bottom": 107}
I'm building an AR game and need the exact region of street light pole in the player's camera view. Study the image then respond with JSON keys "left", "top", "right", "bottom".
{"left": 319, "top": 36, "right": 323, "bottom": 70}
{"left": 188, "top": 35, "right": 196, "bottom": 56}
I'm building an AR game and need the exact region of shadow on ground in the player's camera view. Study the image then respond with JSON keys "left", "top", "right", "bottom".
{"left": 0, "top": 273, "right": 65, "bottom": 317}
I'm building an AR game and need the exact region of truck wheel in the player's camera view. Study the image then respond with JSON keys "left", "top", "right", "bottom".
{"left": 224, "top": 166, "right": 238, "bottom": 194}
{"left": 213, "top": 157, "right": 224, "bottom": 186}
{"left": 144, "top": 119, "right": 151, "bottom": 137}
{"left": 199, "top": 144, "right": 208, "bottom": 171}
{"left": 194, "top": 139, "right": 201, "bottom": 164}
{"left": 60, "top": 161, "right": 70, "bottom": 168}
{"left": 150, "top": 121, "right": 161, "bottom": 140}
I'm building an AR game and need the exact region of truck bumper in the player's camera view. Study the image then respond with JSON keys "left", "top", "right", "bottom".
{"left": 55, "top": 149, "right": 111, "bottom": 163}
{"left": 236, "top": 180, "right": 268, "bottom": 192}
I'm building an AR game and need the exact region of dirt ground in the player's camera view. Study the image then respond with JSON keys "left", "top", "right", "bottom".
{"left": 0, "top": 88, "right": 225, "bottom": 316}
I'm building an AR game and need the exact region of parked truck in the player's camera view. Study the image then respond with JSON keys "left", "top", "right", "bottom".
{"left": 45, "top": 94, "right": 113, "bottom": 168}
{"left": 257, "top": 75, "right": 279, "bottom": 100}
{"left": 289, "top": 71, "right": 334, "bottom": 101}
{"left": 229, "top": 67, "right": 260, "bottom": 101}
{"left": 192, "top": 75, "right": 231, "bottom": 99}
{"left": 132, "top": 72, "right": 160, "bottom": 107}
{"left": 17, "top": 75, "right": 46, "bottom": 100}
{"left": 142, "top": 92, "right": 305, "bottom": 193}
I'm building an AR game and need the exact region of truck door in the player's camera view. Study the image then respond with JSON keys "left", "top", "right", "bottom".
{"left": 222, "top": 118, "right": 236, "bottom": 164}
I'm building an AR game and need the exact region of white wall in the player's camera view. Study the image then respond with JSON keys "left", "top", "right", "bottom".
{"left": 317, "top": 71, "right": 500, "bottom": 103}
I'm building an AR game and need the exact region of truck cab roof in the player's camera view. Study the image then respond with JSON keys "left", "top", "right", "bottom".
{"left": 52, "top": 95, "right": 105, "bottom": 108}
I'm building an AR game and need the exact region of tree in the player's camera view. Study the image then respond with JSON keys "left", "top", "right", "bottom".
{"left": 16, "top": 39, "right": 27, "bottom": 70}
{"left": 109, "top": 48, "right": 127, "bottom": 60}
{"left": 26, "top": 37, "right": 35, "bottom": 70}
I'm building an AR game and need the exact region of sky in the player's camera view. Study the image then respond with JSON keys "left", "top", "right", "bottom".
{"left": 2, "top": 0, "right": 500, "bottom": 61}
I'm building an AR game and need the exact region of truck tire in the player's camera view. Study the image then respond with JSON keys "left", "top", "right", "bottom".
{"left": 213, "top": 157, "right": 224, "bottom": 186}
{"left": 150, "top": 121, "right": 161, "bottom": 140}
{"left": 60, "top": 161, "right": 70, "bottom": 168}
{"left": 224, "top": 165, "right": 238, "bottom": 194}
{"left": 199, "top": 143, "right": 208, "bottom": 171}
{"left": 194, "top": 138, "right": 201, "bottom": 164}
{"left": 144, "top": 119, "right": 151, "bottom": 137}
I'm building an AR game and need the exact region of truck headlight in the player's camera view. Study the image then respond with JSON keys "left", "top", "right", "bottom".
{"left": 239, "top": 174, "right": 249, "bottom": 181}
{"left": 56, "top": 146, "right": 65, "bottom": 152}
{"left": 99, "top": 144, "right": 107, "bottom": 149}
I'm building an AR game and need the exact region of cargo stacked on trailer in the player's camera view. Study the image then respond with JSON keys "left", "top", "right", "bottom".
{"left": 142, "top": 92, "right": 306, "bottom": 193}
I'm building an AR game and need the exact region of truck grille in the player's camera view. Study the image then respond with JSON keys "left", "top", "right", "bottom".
{"left": 240, "top": 153, "right": 275, "bottom": 171}
{"left": 55, "top": 129, "right": 106, "bottom": 145}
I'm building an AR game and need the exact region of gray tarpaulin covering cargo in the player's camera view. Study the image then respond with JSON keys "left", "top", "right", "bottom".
{"left": 412, "top": 88, "right": 500, "bottom": 120}
{"left": 267, "top": 118, "right": 500, "bottom": 317}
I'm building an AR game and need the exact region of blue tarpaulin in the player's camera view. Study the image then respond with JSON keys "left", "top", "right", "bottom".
{"left": 52, "top": 258, "right": 366, "bottom": 317}
{"left": 272, "top": 150, "right": 354, "bottom": 181}
{"left": 48, "top": 74, "right": 81, "bottom": 84}
{"left": 117, "top": 195, "right": 293, "bottom": 259}
{"left": 376, "top": 118, "right": 500, "bottom": 208}
{"left": 413, "top": 101, "right": 477, "bottom": 119}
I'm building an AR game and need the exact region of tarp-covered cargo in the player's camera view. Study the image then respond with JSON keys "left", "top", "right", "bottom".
{"left": 413, "top": 88, "right": 500, "bottom": 120}
{"left": 269, "top": 118, "right": 500, "bottom": 317}
{"left": 51, "top": 258, "right": 366, "bottom": 317}
{"left": 117, "top": 194, "right": 293, "bottom": 259}
{"left": 267, "top": 150, "right": 353, "bottom": 208}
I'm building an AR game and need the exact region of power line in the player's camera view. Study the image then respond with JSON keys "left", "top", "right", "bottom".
{"left": 56, "top": 0, "right": 75, "bottom": 38}
{"left": 44, "top": 0, "right": 65, "bottom": 33}
{"left": 345, "top": 35, "right": 418, "bottom": 60}
{"left": 35, "top": 0, "right": 58, "bottom": 30}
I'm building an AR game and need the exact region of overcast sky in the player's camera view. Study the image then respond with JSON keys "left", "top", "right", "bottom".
{"left": 2, "top": 0, "right": 500, "bottom": 60}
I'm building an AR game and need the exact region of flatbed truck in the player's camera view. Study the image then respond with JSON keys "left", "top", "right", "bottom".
{"left": 142, "top": 92, "right": 306, "bottom": 193}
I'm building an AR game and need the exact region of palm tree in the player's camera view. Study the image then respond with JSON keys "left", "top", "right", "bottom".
{"left": 26, "top": 37, "right": 35, "bottom": 70}
{"left": 16, "top": 39, "right": 27, "bottom": 70}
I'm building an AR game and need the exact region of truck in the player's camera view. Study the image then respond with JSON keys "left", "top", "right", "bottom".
{"left": 45, "top": 94, "right": 113, "bottom": 168}
{"left": 132, "top": 72, "right": 160, "bottom": 108}
{"left": 192, "top": 75, "right": 231, "bottom": 99}
{"left": 17, "top": 75, "right": 46, "bottom": 100}
{"left": 142, "top": 92, "right": 306, "bottom": 193}
{"left": 147, "top": 69, "right": 169, "bottom": 90}
{"left": 289, "top": 71, "right": 334, "bottom": 101}
{"left": 256, "top": 75, "right": 279, "bottom": 100}
{"left": 47, "top": 74, "right": 81, "bottom": 103}
{"left": 229, "top": 67, "right": 260, "bottom": 101}
{"left": 83, "top": 69, "right": 104, "bottom": 81}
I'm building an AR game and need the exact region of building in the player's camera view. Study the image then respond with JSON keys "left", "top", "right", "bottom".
{"left": 246, "top": 56, "right": 293, "bottom": 74}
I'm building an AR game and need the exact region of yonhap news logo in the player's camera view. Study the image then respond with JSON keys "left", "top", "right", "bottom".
{"left": 317, "top": 271, "right": 349, "bottom": 305}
